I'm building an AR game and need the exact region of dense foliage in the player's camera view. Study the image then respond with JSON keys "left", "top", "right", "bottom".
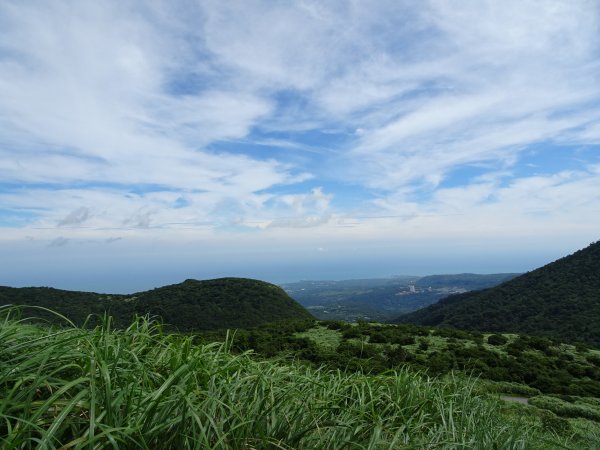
{"left": 397, "top": 241, "right": 600, "bottom": 346}
{"left": 202, "top": 321, "right": 600, "bottom": 399}
{"left": 1, "top": 310, "right": 573, "bottom": 449}
{"left": 0, "top": 278, "right": 313, "bottom": 331}
{"left": 197, "top": 321, "right": 600, "bottom": 443}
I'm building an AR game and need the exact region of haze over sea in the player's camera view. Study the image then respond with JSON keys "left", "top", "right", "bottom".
{"left": 1, "top": 1, "right": 599, "bottom": 293}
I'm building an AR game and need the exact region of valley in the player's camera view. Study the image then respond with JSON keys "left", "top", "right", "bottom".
{"left": 282, "top": 273, "right": 519, "bottom": 322}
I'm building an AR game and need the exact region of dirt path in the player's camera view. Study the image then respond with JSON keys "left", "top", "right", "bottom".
{"left": 501, "top": 395, "right": 529, "bottom": 405}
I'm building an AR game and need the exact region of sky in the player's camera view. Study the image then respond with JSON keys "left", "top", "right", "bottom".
{"left": 1, "top": 0, "right": 600, "bottom": 293}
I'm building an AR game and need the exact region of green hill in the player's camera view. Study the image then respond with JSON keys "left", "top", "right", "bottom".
{"left": 396, "top": 241, "right": 600, "bottom": 346}
{"left": 0, "top": 277, "right": 313, "bottom": 331}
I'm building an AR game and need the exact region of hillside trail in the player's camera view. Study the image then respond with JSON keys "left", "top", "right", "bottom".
{"left": 500, "top": 395, "right": 529, "bottom": 405}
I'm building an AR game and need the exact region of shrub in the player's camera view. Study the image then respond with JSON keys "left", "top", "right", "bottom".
{"left": 487, "top": 334, "right": 508, "bottom": 346}
{"left": 538, "top": 410, "right": 572, "bottom": 436}
{"left": 323, "top": 320, "right": 347, "bottom": 331}
{"left": 342, "top": 326, "right": 362, "bottom": 339}
{"left": 529, "top": 395, "right": 600, "bottom": 422}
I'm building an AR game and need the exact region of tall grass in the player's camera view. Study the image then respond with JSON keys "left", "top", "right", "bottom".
{"left": 0, "top": 307, "right": 569, "bottom": 449}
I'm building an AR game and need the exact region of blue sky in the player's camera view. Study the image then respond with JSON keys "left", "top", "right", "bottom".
{"left": 1, "top": 0, "right": 600, "bottom": 292}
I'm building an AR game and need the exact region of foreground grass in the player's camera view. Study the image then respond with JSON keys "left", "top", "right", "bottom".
{"left": 0, "top": 310, "right": 579, "bottom": 449}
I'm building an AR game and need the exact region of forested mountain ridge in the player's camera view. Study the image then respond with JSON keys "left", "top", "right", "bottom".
{"left": 0, "top": 278, "right": 313, "bottom": 331}
{"left": 414, "top": 273, "right": 519, "bottom": 289}
{"left": 396, "top": 241, "right": 600, "bottom": 346}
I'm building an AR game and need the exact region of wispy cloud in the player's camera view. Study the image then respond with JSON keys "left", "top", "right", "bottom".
{"left": 48, "top": 236, "right": 69, "bottom": 247}
{"left": 57, "top": 207, "right": 90, "bottom": 227}
{"left": 1, "top": 0, "right": 599, "bottom": 287}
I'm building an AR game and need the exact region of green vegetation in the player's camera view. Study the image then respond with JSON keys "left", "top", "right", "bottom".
{"left": 203, "top": 321, "right": 600, "bottom": 398}
{"left": 1, "top": 309, "right": 579, "bottom": 449}
{"left": 397, "top": 240, "right": 600, "bottom": 346}
{"left": 4, "top": 244, "right": 600, "bottom": 448}
{"left": 199, "top": 320, "right": 600, "bottom": 446}
{"left": 0, "top": 278, "right": 313, "bottom": 331}
{"left": 487, "top": 334, "right": 509, "bottom": 346}
{"left": 529, "top": 396, "right": 600, "bottom": 422}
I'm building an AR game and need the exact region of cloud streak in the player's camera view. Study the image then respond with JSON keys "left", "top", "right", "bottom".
{"left": 58, "top": 207, "right": 91, "bottom": 227}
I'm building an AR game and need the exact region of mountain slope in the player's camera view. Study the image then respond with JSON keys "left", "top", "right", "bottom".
{"left": 0, "top": 278, "right": 313, "bottom": 331}
{"left": 396, "top": 241, "right": 600, "bottom": 346}
{"left": 414, "top": 273, "right": 520, "bottom": 290}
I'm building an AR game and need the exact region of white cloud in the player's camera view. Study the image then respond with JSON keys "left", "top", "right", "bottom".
{"left": 0, "top": 0, "right": 599, "bottom": 285}
{"left": 0, "top": 1, "right": 296, "bottom": 203}
{"left": 3, "top": 1, "right": 597, "bottom": 198}
{"left": 339, "top": 0, "right": 600, "bottom": 191}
